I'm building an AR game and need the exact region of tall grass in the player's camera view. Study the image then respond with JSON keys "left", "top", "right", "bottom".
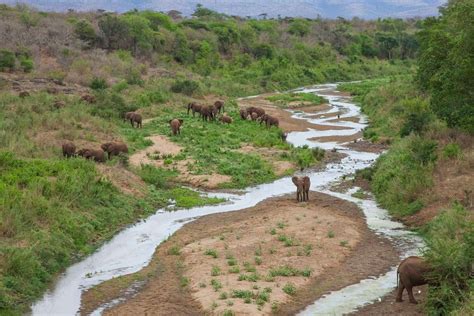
{"left": 424, "top": 205, "right": 474, "bottom": 315}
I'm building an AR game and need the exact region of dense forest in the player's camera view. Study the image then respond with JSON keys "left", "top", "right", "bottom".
{"left": 0, "top": 0, "right": 473, "bottom": 314}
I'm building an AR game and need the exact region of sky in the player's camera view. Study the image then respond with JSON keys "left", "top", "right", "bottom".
{"left": 1, "top": 0, "right": 447, "bottom": 19}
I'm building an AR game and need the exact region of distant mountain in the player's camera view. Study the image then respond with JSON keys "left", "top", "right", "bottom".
{"left": 0, "top": 0, "right": 446, "bottom": 19}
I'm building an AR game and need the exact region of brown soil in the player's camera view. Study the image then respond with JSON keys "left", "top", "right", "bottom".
{"left": 96, "top": 164, "right": 148, "bottom": 197}
{"left": 353, "top": 286, "right": 427, "bottom": 316}
{"left": 309, "top": 131, "right": 363, "bottom": 144}
{"left": 80, "top": 193, "right": 399, "bottom": 316}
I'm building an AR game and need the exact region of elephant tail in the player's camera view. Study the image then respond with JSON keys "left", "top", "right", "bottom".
{"left": 396, "top": 270, "right": 399, "bottom": 289}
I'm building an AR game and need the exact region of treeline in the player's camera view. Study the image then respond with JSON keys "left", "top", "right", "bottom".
{"left": 0, "top": 4, "right": 417, "bottom": 92}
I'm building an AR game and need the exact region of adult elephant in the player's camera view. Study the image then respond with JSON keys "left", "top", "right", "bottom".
{"left": 248, "top": 106, "right": 265, "bottom": 118}
{"left": 240, "top": 108, "right": 248, "bottom": 120}
{"left": 169, "top": 119, "right": 184, "bottom": 135}
{"left": 396, "top": 256, "right": 432, "bottom": 304}
{"left": 130, "top": 113, "right": 142, "bottom": 128}
{"left": 101, "top": 142, "right": 129, "bottom": 159}
{"left": 62, "top": 142, "right": 76, "bottom": 158}
{"left": 187, "top": 102, "right": 202, "bottom": 117}
{"left": 214, "top": 100, "right": 224, "bottom": 114}
{"left": 200, "top": 106, "right": 212, "bottom": 121}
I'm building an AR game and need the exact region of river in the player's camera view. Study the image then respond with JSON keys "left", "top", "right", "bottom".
{"left": 31, "top": 83, "right": 424, "bottom": 315}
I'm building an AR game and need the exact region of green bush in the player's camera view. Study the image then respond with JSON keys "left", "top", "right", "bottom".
{"left": 443, "top": 143, "right": 462, "bottom": 159}
{"left": 0, "top": 50, "right": 15, "bottom": 71}
{"left": 19, "top": 58, "right": 33, "bottom": 73}
{"left": 424, "top": 205, "right": 474, "bottom": 315}
{"left": 74, "top": 19, "right": 97, "bottom": 47}
{"left": 171, "top": 79, "right": 200, "bottom": 96}
{"left": 90, "top": 77, "right": 108, "bottom": 90}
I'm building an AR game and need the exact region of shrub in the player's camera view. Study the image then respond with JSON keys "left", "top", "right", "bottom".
{"left": 90, "top": 77, "right": 108, "bottom": 90}
{"left": 282, "top": 283, "right": 297, "bottom": 295}
{"left": 0, "top": 50, "right": 15, "bottom": 71}
{"left": 171, "top": 79, "right": 200, "bottom": 96}
{"left": 19, "top": 58, "right": 33, "bottom": 73}
{"left": 74, "top": 19, "right": 97, "bottom": 47}
{"left": 205, "top": 249, "right": 218, "bottom": 258}
{"left": 424, "top": 205, "right": 474, "bottom": 314}
{"left": 443, "top": 143, "right": 462, "bottom": 159}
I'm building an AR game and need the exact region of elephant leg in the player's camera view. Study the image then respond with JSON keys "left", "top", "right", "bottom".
{"left": 296, "top": 191, "right": 299, "bottom": 202}
{"left": 396, "top": 282, "right": 404, "bottom": 302}
{"left": 407, "top": 286, "right": 418, "bottom": 304}
{"left": 130, "top": 119, "right": 134, "bottom": 127}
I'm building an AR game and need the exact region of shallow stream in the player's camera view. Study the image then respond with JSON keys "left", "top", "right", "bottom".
{"left": 32, "top": 84, "right": 424, "bottom": 315}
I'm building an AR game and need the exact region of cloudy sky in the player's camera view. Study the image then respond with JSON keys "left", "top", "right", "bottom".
{"left": 1, "top": 0, "right": 447, "bottom": 19}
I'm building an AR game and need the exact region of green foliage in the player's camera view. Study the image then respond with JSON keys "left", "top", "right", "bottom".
{"left": 371, "top": 135, "right": 436, "bottom": 216}
{"left": 74, "top": 19, "right": 97, "bottom": 47}
{"left": 0, "top": 50, "right": 15, "bottom": 71}
{"left": 442, "top": 143, "right": 462, "bottom": 159}
{"left": 288, "top": 19, "right": 310, "bottom": 37}
{"left": 0, "top": 152, "right": 159, "bottom": 313}
{"left": 424, "top": 205, "right": 474, "bottom": 314}
{"left": 92, "top": 91, "right": 134, "bottom": 119}
{"left": 267, "top": 92, "right": 327, "bottom": 108}
{"left": 268, "top": 265, "right": 312, "bottom": 277}
{"left": 417, "top": 0, "right": 474, "bottom": 133}
{"left": 19, "top": 57, "right": 33, "bottom": 73}
{"left": 90, "top": 77, "right": 108, "bottom": 90}
{"left": 282, "top": 282, "right": 297, "bottom": 295}
{"left": 170, "top": 79, "right": 200, "bottom": 96}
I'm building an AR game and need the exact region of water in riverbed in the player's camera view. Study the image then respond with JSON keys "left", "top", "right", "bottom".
{"left": 31, "top": 84, "right": 424, "bottom": 315}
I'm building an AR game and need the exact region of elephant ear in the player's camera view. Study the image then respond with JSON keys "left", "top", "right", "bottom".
{"left": 291, "top": 176, "right": 298, "bottom": 186}
{"left": 179, "top": 119, "right": 184, "bottom": 125}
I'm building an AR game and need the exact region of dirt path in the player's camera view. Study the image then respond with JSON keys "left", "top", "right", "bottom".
{"left": 80, "top": 193, "right": 399, "bottom": 315}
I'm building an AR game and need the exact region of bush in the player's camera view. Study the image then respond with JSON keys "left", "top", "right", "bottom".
{"left": 90, "top": 77, "right": 108, "bottom": 90}
{"left": 424, "top": 205, "right": 474, "bottom": 315}
{"left": 19, "top": 58, "right": 33, "bottom": 73}
{"left": 443, "top": 143, "right": 462, "bottom": 159}
{"left": 171, "top": 79, "right": 200, "bottom": 96}
{"left": 74, "top": 19, "right": 97, "bottom": 47}
{"left": 0, "top": 50, "right": 16, "bottom": 71}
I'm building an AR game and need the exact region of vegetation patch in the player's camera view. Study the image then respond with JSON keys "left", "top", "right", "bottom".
{"left": 266, "top": 92, "right": 327, "bottom": 109}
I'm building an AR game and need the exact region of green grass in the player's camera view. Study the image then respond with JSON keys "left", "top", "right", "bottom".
{"left": 211, "top": 266, "right": 221, "bottom": 276}
{"left": 204, "top": 249, "right": 218, "bottom": 258}
{"left": 211, "top": 279, "right": 222, "bottom": 291}
{"left": 268, "top": 265, "right": 312, "bottom": 277}
{"left": 0, "top": 152, "right": 166, "bottom": 313}
{"left": 267, "top": 92, "right": 327, "bottom": 108}
{"left": 282, "top": 283, "right": 297, "bottom": 296}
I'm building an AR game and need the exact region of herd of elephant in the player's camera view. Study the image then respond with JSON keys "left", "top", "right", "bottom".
{"left": 61, "top": 141, "right": 128, "bottom": 162}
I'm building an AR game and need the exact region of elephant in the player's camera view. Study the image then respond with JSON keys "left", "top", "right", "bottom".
{"left": 77, "top": 148, "right": 106, "bottom": 163}
{"left": 280, "top": 132, "right": 288, "bottom": 142}
{"left": 262, "top": 114, "right": 279, "bottom": 128}
{"left": 251, "top": 112, "right": 259, "bottom": 121}
{"left": 62, "top": 142, "right": 76, "bottom": 158}
{"left": 200, "top": 106, "right": 213, "bottom": 121}
{"left": 81, "top": 94, "right": 96, "bottom": 104}
{"left": 248, "top": 106, "right": 265, "bottom": 118}
{"left": 396, "top": 256, "right": 432, "bottom": 304}
{"left": 19, "top": 91, "right": 30, "bottom": 98}
{"left": 292, "top": 176, "right": 305, "bottom": 202}
{"left": 101, "top": 142, "right": 129, "bottom": 159}
{"left": 209, "top": 105, "right": 219, "bottom": 121}
{"left": 240, "top": 108, "right": 248, "bottom": 120}
{"left": 220, "top": 115, "right": 233, "bottom": 124}
{"left": 129, "top": 113, "right": 142, "bottom": 128}
{"left": 303, "top": 176, "right": 310, "bottom": 201}
{"left": 169, "top": 119, "right": 184, "bottom": 135}
{"left": 214, "top": 100, "right": 224, "bottom": 113}
{"left": 187, "top": 102, "right": 202, "bottom": 117}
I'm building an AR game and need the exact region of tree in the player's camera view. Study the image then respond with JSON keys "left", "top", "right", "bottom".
{"left": 288, "top": 19, "right": 310, "bottom": 37}
{"left": 99, "top": 15, "right": 130, "bottom": 50}
{"left": 74, "top": 20, "right": 97, "bottom": 48}
{"left": 417, "top": 0, "right": 474, "bottom": 133}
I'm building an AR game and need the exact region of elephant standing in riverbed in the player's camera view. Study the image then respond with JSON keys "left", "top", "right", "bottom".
{"left": 396, "top": 256, "right": 432, "bottom": 304}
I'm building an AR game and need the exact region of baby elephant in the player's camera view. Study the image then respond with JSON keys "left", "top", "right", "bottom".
{"left": 169, "top": 119, "right": 184, "bottom": 135}
{"left": 62, "top": 142, "right": 76, "bottom": 158}
{"left": 77, "top": 148, "right": 106, "bottom": 163}
{"left": 396, "top": 256, "right": 431, "bottom": 304}
{"left": 101, "top": 142, "right": 129, "bottom": 159}
{"left": 239, "top": 108, "right": 248, "bottom": 120}
{"left": 292, "top": 176, "right": 310, "bottom": 202}
{"left": 214, "top": 100, "right": 224, "bottom": 113}
{"left": 220, "top": 115, "right": 233, "bottom": 124}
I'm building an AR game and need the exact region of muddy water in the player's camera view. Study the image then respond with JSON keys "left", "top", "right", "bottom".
{"left": 31, "top": 84, "right": 424, "bottom": 315}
